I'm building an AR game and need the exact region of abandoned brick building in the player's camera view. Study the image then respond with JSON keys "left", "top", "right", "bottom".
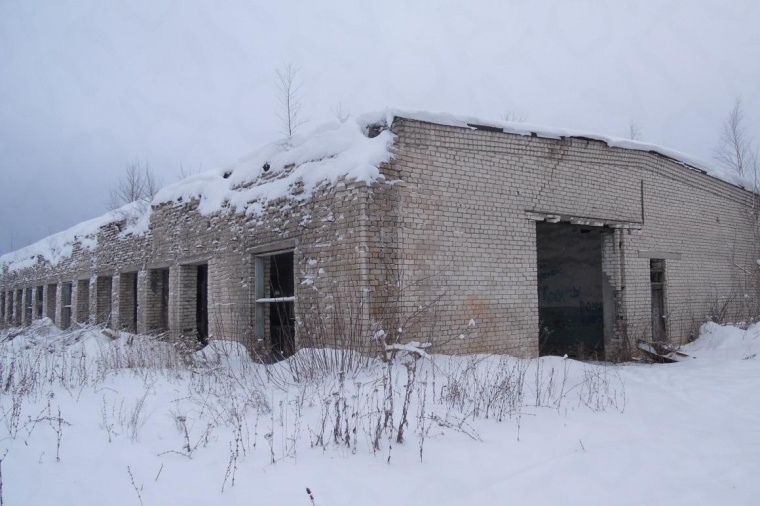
{"left": 1, "top": 111, "right": 758, "bottom": 359}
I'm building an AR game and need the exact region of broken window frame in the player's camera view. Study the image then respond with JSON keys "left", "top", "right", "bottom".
{"left": 254, "top": 249, "right": 296, "bottom": 356}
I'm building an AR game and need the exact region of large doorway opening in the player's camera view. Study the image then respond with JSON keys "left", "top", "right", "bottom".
{"left": 256, "top": 251, "right": 295, "bottom": 359}
{"left": 536, "top": 222, "right": 609, "bottom": 358}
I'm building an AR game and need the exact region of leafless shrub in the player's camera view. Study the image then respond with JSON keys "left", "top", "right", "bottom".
{"left": 0, "top": 449, "right": 8, "bottom": 506}
{"left": 330, "top": 102, "right": 350, "bottom": 123}
{"left": 501, "top": 110, "right": 526, "bottom": 123}
{"left": 127, "top": 466, "right": 144, "bottom": 506}
{"left": 578, "top": 363, "right": 627, "bottom": 413}
{"left": 107, "top": 161, "right": 160, "bottom": 211}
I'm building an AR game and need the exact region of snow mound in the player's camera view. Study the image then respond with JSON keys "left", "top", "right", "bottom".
{"left": 194, "top": 340, "right": 253, "bottom": 365}
{"left": 155, "top": 118, "right": 393, "bottom": 217}
{"left": 0, "top": 118, "right": 393, "bottom": 274}
{"left": 682, "top": 321, "right": 760, "bottom": 360}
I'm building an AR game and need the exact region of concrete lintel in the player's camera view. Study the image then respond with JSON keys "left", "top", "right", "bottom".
{"left": 638, "top": 250, "right": 682, "bottom": 260}
{"left": 525, "top": 210, "right": 642, "bottom": 229}
{"left": 250, "top": 238, "right": 298, "bottom": 256}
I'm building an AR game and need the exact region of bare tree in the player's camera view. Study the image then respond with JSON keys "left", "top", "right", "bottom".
{"left": 107, "top": 161, "right": 160, "bottom": 210}
{"left": 275, "top": 63, "right": 304, "bottom": 137}
{"left": 330, "top": 102, "right": 350, "bottom": 123}
{"left": 501, "top": 110, "right": 526, "bottom": 123}
{"left": 176, "top": 163, "right": 201, "bottom": 181}
{"left": 628, "top": 120, "right": 642, "bottom": 141}
{"left": 715, "top": 97, "right": 758, "bottom": 179}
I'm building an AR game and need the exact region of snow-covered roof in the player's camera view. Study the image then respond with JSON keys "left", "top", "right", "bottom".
{"left": 1, "top": 118, "right": 394, "bottom": 274}
{"left": 1, "top": 109, "right": 749, "bottom": 275}
{"left": 368, "top": 109, "right": 753, "bottom": 190}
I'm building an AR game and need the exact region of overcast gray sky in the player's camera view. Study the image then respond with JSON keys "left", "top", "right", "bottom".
{"left": 1, "top": 0, "right": 758, "bottom": 255}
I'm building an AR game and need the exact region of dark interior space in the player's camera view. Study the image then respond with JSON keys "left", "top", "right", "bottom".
{"left": 196, "top": 264, "right": 208, "bottom": 346}
{"left": 269, "top": 252, "right": 295, "bottom": 358}
{"left": 47, "top": 284, "right": 57, "bottom": 320}
{"left": 650, "top": 259, "right": 667, "bottom": 341}
{"left": 24, "top": 288, "right": 33, "bottom": 324}
{"left": 62, "top": 282, "right": 72, "bottom": 329}
{"left": 149, "top": 268, "right": 170, "bottom": 333}
{"left": 536, "top": 222, "right": 607, "bottom": 358}
{"left": 36, "top": 286, "right": 43, "bottom": 318}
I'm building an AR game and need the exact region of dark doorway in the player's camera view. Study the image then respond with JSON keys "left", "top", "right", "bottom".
{"left": 196, "top": 264, "right": 208, "bottom": 346}
{"left": 536, "top": 222, "right": 607, "bottom": 358}
{"left": 650, "top": 259, "right": 667, "bottom": 341}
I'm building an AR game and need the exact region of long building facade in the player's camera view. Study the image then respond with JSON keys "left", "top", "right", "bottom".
{"left": 2, "top": 113, "right": 758, "bottom": 360}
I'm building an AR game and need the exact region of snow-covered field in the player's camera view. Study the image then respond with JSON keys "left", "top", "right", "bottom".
{"left": 1, "top": 319, "right": 759, "bottom": 505}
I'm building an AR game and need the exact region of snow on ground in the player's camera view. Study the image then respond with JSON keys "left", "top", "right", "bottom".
{"left": 1, "top": 321, "right": 759, "bottom": 505}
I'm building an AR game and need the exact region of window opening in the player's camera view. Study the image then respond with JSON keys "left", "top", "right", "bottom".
{"left": 47, "top": 284, "right": 57, "bottom": 320}
{"left": 96, "top": 276, "right": 113, "bottom": 327}
{"left": 650, "top": 259, "right": 667, "bottom": 341}
{"left": 24, "top": 288, "right": 33, "bottom": 325}
{"left": 256, "top": 251, "right": 295, "bottom": 359}
{"left": 196, "top": 265, "right": 209, "bottom": 345}
{"left": 119, "top": 272, "right": 138, "bottom": 332}
{"left": 148, "top": 269, "right": 170, "bottom": 334}
{"left": 76, "top": 279, "right": 90, "bottom": 323}
{"left": 61, "top": 282, "right": 73, "bottom": 330}
{"left": 36, "top": 286, "right": 44, "bottom": 319}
